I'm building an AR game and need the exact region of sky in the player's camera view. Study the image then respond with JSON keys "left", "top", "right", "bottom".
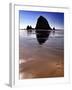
{"left": 19, "top": 10, "right": 64, "bottom": 29}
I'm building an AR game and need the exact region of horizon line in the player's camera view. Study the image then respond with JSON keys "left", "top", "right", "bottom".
{"left": 19, "top": 28, "right": 64, "bottom": 31}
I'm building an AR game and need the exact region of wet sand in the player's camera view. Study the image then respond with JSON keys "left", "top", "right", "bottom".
{"left": 19, "top": 30, "right": 64, "bottom": 79}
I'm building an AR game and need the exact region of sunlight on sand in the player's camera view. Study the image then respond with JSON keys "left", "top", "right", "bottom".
{"left": 19, "top": 72, "right": 34, "bottom": 79}
{"left": 19, "top": 58, "right": 64, "bottom": 79}
{"left": 19, "top": 58, "right": 35, "bottom": 64}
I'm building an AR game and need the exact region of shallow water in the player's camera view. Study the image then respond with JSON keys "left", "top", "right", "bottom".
{"left": 19, "top": 29, "right": 64, "bottom": 79}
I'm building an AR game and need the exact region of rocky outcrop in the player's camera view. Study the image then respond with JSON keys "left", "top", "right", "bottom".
{"left": 26, "top": 25, "right": 32, "bottom": 30}
{"left": 53, "top": 27, "right": 55, "bottom": 30}
{"left": 26, "top": 25, "right": 32, "bottom": 33}
{"left": 36, "top": 16, "right": 51, "bottom": 30}
{"left": 35, "top": 16, "right": 52, "bottom": 45}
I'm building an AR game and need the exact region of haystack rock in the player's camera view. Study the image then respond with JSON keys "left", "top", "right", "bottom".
{"left": 35, "top": 16, "right": 52, "bottom": 45}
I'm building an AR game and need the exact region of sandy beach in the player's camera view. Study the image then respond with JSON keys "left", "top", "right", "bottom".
{"left": 19, "top": 30, "right": 64, "bottom": 79}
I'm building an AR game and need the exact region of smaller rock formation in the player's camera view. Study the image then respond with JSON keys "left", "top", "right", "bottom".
{"left": 53, "top": 27, "right": 55, "bottom": 30}
{"left": 26, "top": 25, "right": 32, "bottom": 30}
{"left": 26, "top": 25, "right": 32, "bottom": 32}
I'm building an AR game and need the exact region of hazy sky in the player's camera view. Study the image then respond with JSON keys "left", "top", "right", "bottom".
{"left": 19, "top": 10, "right": 64, "bottom": 29}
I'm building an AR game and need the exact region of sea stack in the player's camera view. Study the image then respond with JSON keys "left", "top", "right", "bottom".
{"left": 35, "top": 16, "right": 52, "bottom": 45}
{"left": 53, "top": 27, "right": 55, "bottom": 30}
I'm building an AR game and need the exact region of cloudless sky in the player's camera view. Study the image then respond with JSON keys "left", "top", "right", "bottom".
{"left": 19, "top": 10, "right": 64, "bottom": 29}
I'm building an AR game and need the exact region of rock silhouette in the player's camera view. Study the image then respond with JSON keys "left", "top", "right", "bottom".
{"left": 26, "top": 25, "right": 32, "bottom": 32}
{"left": 53, "top": 27, "right": 55, "bottom": 35}
{"left": 26, "top": 25, "right": 32, "bottom": 30}
{"left": 35, "top": 16, "right": 52, "bottom": 45}
{"left": 53, "top": 27, "right": 55, "bottom": 30}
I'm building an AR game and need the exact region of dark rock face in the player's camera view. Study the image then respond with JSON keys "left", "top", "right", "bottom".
{"left": 35, "top": 16, "right": 52, "bottom": 45}
{"left": 36, "top": 16, "right": 51, "bottom": 30}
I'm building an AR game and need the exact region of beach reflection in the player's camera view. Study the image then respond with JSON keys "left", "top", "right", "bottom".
{"left": 19, "top": 29, "right": 64, "bottom": 79}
